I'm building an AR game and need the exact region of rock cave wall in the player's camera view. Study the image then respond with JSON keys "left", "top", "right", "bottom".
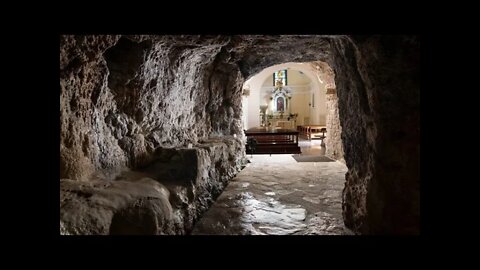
{"left": 60, "top": 35, "right": 419, "bottom": 235}
{"left": 330, "top": 36, "right": 420, "bottom": 234}
{"left": 60, "top": 35, "right": 246, "bottom": 234}
{"left": 325, "top": 87, "right": 345, "bottom": 162}
{"left": 60, "top": 35, "right": 243, "bottom": 181}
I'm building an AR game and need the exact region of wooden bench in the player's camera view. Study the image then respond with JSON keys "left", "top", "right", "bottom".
{"left": 309, "top": 126, "right": 327, "bottom": 140}
{"left": 297, "top": 125, "right": 327, "bottom": 140}
{"left": 244, "top": 127, "right": 301, "bottom": 155}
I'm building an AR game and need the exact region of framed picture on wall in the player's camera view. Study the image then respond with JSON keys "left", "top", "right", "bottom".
{"left": 275, "top": 96, "right": 285, "bottom": 112}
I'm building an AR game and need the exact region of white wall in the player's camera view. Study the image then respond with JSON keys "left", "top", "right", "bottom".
{"left": 241, "top": 95, "right": 249, "bottom": 130}
{"left": 262, "top": 74, "right": 274, "bottom": 87}
{"left": 309, "top": 81, "right": 327, "bottom": 125}
{"left": 242, "top": 62, "right": 331, "bottom": 129}
{"left": 244, "top": 79, "right": 262, "bottom": 129}
{"left": 291, "top": 91, "right": 310, "bottom": 125}
{"left": 287, "top": 70, "right": 311, "bottom": 85}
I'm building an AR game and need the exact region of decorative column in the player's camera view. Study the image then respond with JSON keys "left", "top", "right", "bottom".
{"left": 259, "top": 105, "right": 268, "bottom": 127}
{"left": 288, "top": 96, "right": 292, "bottom": 114}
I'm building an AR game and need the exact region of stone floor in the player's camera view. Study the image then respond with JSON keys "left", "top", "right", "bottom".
{"left": 191, "top": 139, "right": 353, "bottom": 235}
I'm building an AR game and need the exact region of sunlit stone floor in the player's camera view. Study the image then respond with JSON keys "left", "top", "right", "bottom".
{"left": 191, "top": 139, "right": 353, "bottom": 235}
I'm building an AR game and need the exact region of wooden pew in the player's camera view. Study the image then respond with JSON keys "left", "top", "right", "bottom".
{"left": 244, "top": 127, "right": 301, "bottom": 155}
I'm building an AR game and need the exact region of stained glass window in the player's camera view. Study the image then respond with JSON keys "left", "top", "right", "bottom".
{"left": 273, "top": 70, "right": 287, "bottom": 86}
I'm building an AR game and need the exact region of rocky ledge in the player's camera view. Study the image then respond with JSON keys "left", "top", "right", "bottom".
{"left": 60, "top": 137, "right": 244, "bottom": 235}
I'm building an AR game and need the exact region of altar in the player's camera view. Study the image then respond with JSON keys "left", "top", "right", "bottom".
{"left": 259, "top": 71, "right": 298, "bottom": 129}
{"left": 272, "top": 118, "right": 296, "bottom": 129}
{"left": 274, "top": 120, "right": 294, "bottom": 129}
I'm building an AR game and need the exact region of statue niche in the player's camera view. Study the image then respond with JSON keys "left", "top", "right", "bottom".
{"left": 272, "top": 74, "right": 291, "bottom": 113}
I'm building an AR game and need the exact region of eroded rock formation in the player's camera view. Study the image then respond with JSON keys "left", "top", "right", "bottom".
{"left": 61, "top": 137, "right": 242, "bottom": 234}
{"left": 60, "top": 36, "right": 245, "bottom": 234}
{"left": 60, "top": 35, "right": 419, "bottom": 235}
{"left": 325, "top": 88, "right": 345, "bottom": 162}
{"left": 331, "top": 36, "right": 420, "bottom": 234}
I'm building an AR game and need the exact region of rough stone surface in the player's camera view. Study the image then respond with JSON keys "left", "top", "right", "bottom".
{"left": 331, "top": 36, "right": 420, "bottom": 234}
{"left": 325, "top": 88, "right": 345, "bottom": 162}
{"left": 60, "top": 137, "right": 244, "bottom": 234}
{"left": 60, "top": 178, "right": 174, "bottom": 235}
{"left": 60, "top": 35, "right": 243, "bottom": 181}
{"left": 60, "top": 35, "right": 419, "bottom": 235}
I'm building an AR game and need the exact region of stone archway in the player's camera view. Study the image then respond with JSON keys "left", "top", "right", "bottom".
{"left": 237, "top": 36, "right": 419, "bottom": 234}
{"left": 242, "top": 62, "right": 330, "bottom": 129}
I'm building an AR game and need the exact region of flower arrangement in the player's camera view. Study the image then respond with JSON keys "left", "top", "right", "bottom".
{"left": 287, "top": 113, "right": 298, "bottom": 121}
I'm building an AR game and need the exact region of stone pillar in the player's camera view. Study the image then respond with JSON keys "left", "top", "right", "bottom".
{"left": 325, "top": 87, "right": 345, "bottom": 163}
